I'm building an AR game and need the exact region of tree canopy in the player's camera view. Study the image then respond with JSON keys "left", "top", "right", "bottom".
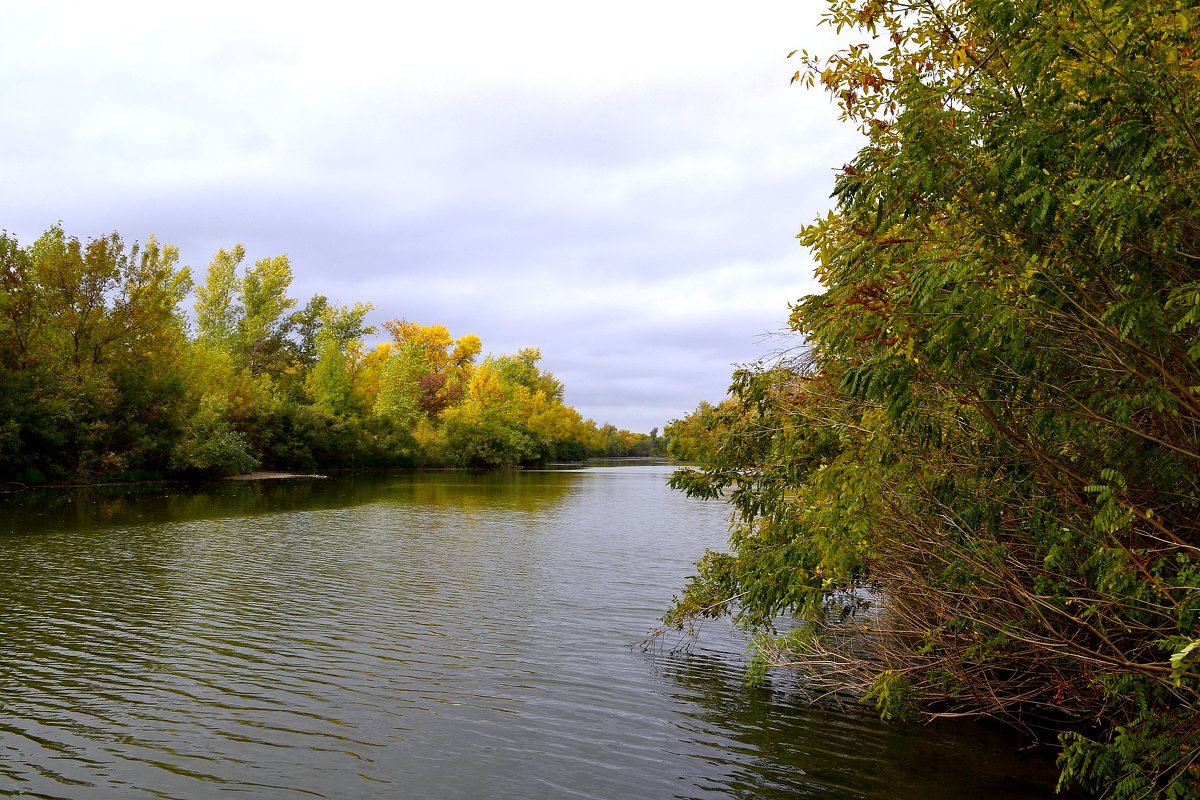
{"left": 0, "top": 228, "right": 662, "bottom": 483}
{"left": 665, "top": 1, "right": 1200, "bottom": 797}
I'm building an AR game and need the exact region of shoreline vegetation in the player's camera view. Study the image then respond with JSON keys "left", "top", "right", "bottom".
{"left": 663, "top": 2, "right": 1198, "bottom": 799}
{"left": 0, "top": 229, "right": 666, "bottom": 487}
{"left": 0, "top": 458, "right": 673, "bottom": 495}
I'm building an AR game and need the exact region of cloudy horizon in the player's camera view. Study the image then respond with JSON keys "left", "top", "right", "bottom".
{"left": 2, "top": 1, "right": 860, "bottom": 432}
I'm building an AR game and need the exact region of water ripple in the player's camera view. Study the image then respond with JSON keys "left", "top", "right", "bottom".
{"left": 0, "top": 469, "right": 1062, "bottom": 799}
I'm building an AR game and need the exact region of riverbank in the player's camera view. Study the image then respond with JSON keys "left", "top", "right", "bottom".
{"left": 1, "top": 458, "right": 681, "bottom": 493}
{"left": 225, "top": 471, "right": 328, "bottom": 481}
{"left": 1, "top": 470, "right": 328, "bottom": 493}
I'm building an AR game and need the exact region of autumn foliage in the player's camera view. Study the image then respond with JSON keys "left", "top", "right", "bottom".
{"left": 0, "top": 226, "right": 656, "bottom": 482}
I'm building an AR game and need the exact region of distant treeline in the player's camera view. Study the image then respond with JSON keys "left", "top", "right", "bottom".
{"left": 0, "top": 226, "right": 664, "bottom": 483}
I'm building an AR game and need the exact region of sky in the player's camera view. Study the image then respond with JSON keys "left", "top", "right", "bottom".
{"left": 1, "top": 2, "right": 861, "bottom": 433}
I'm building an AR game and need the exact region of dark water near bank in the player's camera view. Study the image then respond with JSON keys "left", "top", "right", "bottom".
{"left": 0, "top": 466, "right": 1061, "bottom": 799}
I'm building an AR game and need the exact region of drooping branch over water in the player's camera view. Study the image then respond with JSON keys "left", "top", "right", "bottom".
{"left": 663, "top": 1, "right": 1200, "bottom": 797}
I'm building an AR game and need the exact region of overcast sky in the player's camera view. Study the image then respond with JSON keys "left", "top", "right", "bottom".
{"left": 1, "top": 2, "right": 860, "bottom": 432}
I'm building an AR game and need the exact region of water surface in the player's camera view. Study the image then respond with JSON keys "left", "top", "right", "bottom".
{"left": 0, "top": 466, "right": 1061, "bottom": 798}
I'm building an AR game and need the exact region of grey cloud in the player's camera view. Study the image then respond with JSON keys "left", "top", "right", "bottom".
{"left": 0, "top": 2, "right": 861, "bottom": 433}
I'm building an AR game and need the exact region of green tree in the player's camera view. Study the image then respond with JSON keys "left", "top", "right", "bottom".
{"left": 190, "top": 246, "right": 306, "bottom": 468}
{"left": 194, "top": 244, "right": 244, "bottom": 350}
{"left": 666, "top": 2, "right": 1200, "bottom": 797}
{"left": 291, "top": 294, "right": 330, "bottom": 369}
{"left": 169, "top": 394, "right": 259, "bottom": 478}
{"left": 194, "top": 246, "right": 299, "bottom": 376}
{"left": 0, "top": 226, "right": 639, "bottom": 480}
{"left": 374, "top": 342, "right": 429, "bottom": 427}
{"left": 0, "top": 231, "right": 64, "bottom": 481}
{"left": 240, "top": 254, "right": 298, "bottom": 377}
{"left": 0, "top": 227, "right": 193, "bottom": 479}
{"left": 307, "top": 301, "right": 375, "bottom": 416}
{"left": 492, "top": 347, "right": 565, "bottom": 401}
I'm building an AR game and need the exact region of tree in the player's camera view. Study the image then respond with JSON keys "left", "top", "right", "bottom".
{"left": 439, "top": 359, "right": 538, "bottom": 467}
{"left": 492, "top": 347, "right": 565, "bottom": 401}
{"left": 190, "top": 245, "right": 306, "bottom": 467}
{"left": 194, "top": 244, "right": 244, "bottom": 350}
{"left": 102, "top": 235, "right": 194, "bottom": 473}
{"left": 240, "top": 254, "right": 298, "bottom": 377}
{"left": 0, "top": 231, "right": 60, "bottom": 480}
{"left": 376, "top": 320, "right": 481, "bottom": 422}
{"left": 0, "top": 226, "right": 640, "bottom": 480}
{"left": 169, "top": 393, "right": 259, "bottom": 478}
{"left": 307, "top": 301, "right": 375, "bottom": 416}
{"left": 664, "top": 399, "right": 740, "bottom": 462}
{"left": 665, "top": 2, "right": 1200, "bottom": 797}
{"left": 373, "top": 341, "right": 429, "bottom": 427}
{"left": 290, "top": 293, "right": 331, "bottom": 369}
{"left": 0, "top": 227, "right": 193, "bottom": 479}
{"left": 194, "top": 246, "right": 298, "bottom": 376}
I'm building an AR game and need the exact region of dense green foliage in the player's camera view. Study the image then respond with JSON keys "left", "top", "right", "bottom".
{"left": 665, "top": 1, "right": 1200, "bottom": 797}
{"left": 0, "top": 226, "right": 659, "bottom": 483}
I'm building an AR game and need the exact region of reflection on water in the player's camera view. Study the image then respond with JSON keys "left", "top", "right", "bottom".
{"left": 656, "top": 648, "right": 1064, "bottom": 799}
{"left": 0, "top": 470, "right": 575, "bottom": 538}
{"left": 0, "top": 466, "right": 1062, "bottom": 799}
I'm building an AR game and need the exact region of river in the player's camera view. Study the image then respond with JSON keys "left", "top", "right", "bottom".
{"left": 0, "top": 464, "right": 1062, "bottom": 799}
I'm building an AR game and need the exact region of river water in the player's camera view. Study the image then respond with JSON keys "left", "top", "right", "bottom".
{"left": 0, "top": 465, "right": 1061, "bottom": 799}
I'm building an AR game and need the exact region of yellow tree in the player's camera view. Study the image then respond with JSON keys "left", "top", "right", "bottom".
{"left": 375, "top": 320, "right": 481, "bottom": 423}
